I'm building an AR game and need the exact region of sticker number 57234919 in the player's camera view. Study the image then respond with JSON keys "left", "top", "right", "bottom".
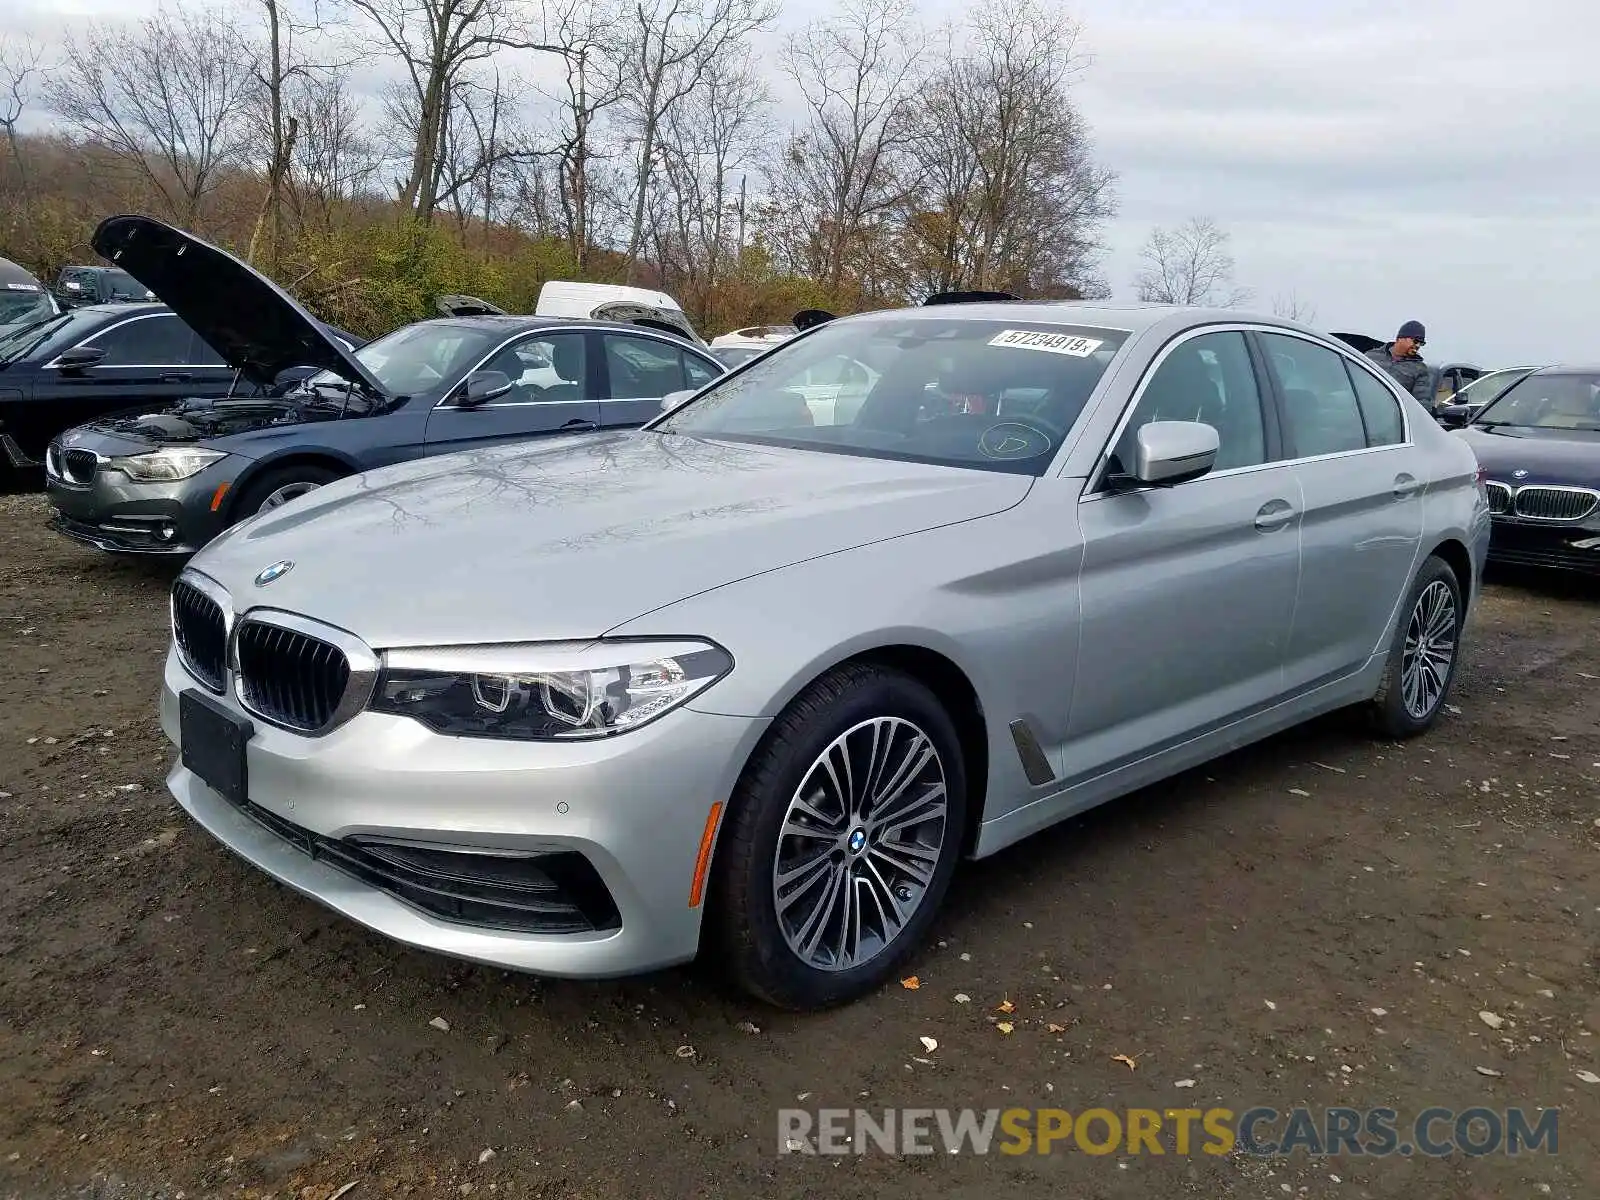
{"left": 988, "top": 329, "right": 1104, "bottom": 357}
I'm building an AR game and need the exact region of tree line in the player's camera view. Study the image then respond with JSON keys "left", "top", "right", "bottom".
{"left": 0, "top": 0, "right": 1119, "bottom": 340}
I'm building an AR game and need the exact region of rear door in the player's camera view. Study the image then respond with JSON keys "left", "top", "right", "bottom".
{"left": 1255, "top": 330, "right": 1425, "bottom": 692}
{"left": 596, "top": 330, "right": 722, "bottom": 427}
{"left": 423, "top": 329, "right": 603, "bottom": 453}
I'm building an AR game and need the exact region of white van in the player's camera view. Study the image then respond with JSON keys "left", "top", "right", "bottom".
{"left": 534, "top": 280, "right": 703, "bottom": 345}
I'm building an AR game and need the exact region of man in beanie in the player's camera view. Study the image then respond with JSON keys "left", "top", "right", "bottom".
{"left": 1366, "top": 320, "right": 1433, "bottom": 406}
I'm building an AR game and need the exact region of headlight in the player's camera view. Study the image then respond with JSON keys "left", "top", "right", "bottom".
{"left": 108, "top": 446, "right": 227, "bottom": 481}
{"left": 370, "top": 639, "right": 733, "bottom": 740}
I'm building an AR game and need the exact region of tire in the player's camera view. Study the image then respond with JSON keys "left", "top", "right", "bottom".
{"left": 232, "top": 464, "right": 345, "bottom": 521}
{"left": 1367, "top": 555, "right": 1464, "bottom": 739}
{"left": 707, "top": 662, "right": 968, "bottom": 1011}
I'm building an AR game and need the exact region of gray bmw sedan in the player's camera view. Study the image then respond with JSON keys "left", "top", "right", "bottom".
{"left": 160, "top": 300, "right": 1491, "bottom": 1010}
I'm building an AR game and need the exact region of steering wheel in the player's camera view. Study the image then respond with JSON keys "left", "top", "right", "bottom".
{"left": 976, "top": 415, "right": 1064, "bottom": 462}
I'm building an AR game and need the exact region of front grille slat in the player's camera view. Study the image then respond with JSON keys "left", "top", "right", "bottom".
{"left": 171, "top": 579, "right": 226, "bottom": 692}
{"left": 1514, "top": 486, "right": 1598, "bottom": 522}
{"left": 1484, "top": 481, "right": 1512, "bottom": 514}
{"left": 236, "top": 618, "right": 353, "bottom": 733}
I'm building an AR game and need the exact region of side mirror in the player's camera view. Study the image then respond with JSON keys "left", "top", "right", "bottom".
{"left": 457, "top": 369, "right": 514, "bottom": 407}
{"left": 660, "top": 388, "right": 696, "bottom": 413}
{"left": 1114, "top": 420, "right": 1220, "bottom": 488}
{"left": 1434, "top": 404, "right": 1470, "bottom": 429}
{"left": 53, "top": 345, "right": 107, "bottom": 372}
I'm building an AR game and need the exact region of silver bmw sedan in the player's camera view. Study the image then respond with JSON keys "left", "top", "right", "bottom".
{"left": 160, "top": 300, "right": 1491, "bottom": 1010}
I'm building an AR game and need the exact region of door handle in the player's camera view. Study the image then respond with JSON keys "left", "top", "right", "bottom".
{"left": 160, "top": 372, "right": 193, "bottom": 383}
{"left": 1393, "top": 473, "right": 1424, "bottom": 499}
{"left": 1254, "top": 499, "right": 1297, "bottom": 532}
{"left": 562, "top": 418, "right": 598, "bottom": 431}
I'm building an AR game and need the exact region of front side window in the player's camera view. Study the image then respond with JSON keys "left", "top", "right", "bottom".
{"left": 1113, "top": 330, "right": 1267, "bottom": 473}
{"left": 83, "top": 314, "right": 192, "bottom": 365}
{"left": 1260, "top": 332, "right": 1368, "bottom": 457}
{"left": 654, "top": 317, "right": 1128, "bottom": 475}
{"left": 1475, "top": 372, "right": 1600, "bottom": 432}
{"left": 480, "top": 333, "right": 588, "bottom": 401}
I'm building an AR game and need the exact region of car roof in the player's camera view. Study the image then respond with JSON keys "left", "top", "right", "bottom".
{"left": 826, "top": 300, "right": 1333, "bottom": 340}
{"left": 412, "top": 313, "right": 715, "bottom": 343}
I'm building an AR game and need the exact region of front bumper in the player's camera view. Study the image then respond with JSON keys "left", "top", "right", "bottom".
{"left": 158, "top": 646, "right": 767, "bottom": 978}
{"left": 1486, "top": 517, "right": 1600, "bottom": 575}
{"left": 44, "top": 445, "right": 236, "bottom": 555}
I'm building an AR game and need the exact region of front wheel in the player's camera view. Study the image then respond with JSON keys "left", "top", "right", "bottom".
{"left": 1368, "top": 555, "right": 1463, "bottom": 738}
{"left": 707, "top": 663, "right": 968, "bottom": 1010}
{"left": 232, "top": 464, "right": 344, "bottom": 522}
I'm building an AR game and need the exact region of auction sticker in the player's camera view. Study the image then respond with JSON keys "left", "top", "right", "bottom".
{"left": 988, "top": 329, "right": 1103, "bottom": 356}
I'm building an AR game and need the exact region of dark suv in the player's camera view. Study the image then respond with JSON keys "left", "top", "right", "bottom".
{"left": 53, "top": 265, "right": 155, "bottom": 309}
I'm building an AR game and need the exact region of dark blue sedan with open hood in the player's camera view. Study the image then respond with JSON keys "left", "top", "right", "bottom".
{"left": 45, "top": 215, "right": 724, "bottom": 555}
{"left": 1450, "top": 364, "right": 1600, "bottom": 575}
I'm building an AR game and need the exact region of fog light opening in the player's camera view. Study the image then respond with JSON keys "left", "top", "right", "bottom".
{"left": 156, "top": 523, "right": 177, "bottom": 542}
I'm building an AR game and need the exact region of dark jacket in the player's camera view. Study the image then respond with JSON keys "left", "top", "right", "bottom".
{"left": 1366, "top": 343, "right": 1433, "bottom": 406}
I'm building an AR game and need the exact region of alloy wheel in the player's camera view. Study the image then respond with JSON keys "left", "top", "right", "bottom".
{"left": 257, "top": 481, "right": 322, "bottom": 513}
{"left": 1400, "top": 579, "right": 1457, "bottom": 720}
{"left": 771, "top": 717, "right": 949, "bottom": 972}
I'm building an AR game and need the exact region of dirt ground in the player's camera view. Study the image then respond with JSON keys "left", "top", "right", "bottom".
{"left": 0, "top": 488, "right": 1596, "bottom": 1200}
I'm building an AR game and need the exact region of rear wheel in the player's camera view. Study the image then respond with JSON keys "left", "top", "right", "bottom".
{"left": 232, "top": 464, "right": 344, "bottom": 521}
{"left": 1368, "top": 555, "right": 1463, "bottom": 738}
{"left": 707, "top": 663, "right": 967, "bottom": 1010}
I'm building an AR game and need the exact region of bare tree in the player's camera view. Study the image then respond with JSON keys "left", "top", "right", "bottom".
{"left": 765, "top": 0, "right": 923, "bottom": 297}
{"left": 46, "top": 5, "right": 263, "bottom": 224}
{"left": 1132, "top": 216, "right": 1252, "bottom": 307}
{"left": 344, "top": 0, "right": 558, "bottom": 223}
{"left": 901, "top": 0, "right": 1116, "bottom": 299}
{"left": 615, "top": 0, "right": 778, "bottom": 281}
{"left": 535, "top": 0, "right": 630, "bottom": 271}
{"left": 286, "top": 69, "right": 381, "bottom": 226}
{"left": 0, "top": 36, "right": 45, "bottom": 200}
{"left": 1272, "top": 290, "right": 1316, "bottom": 322}
{"left": 655, "top": 48, "right": 769, "bottom": 300}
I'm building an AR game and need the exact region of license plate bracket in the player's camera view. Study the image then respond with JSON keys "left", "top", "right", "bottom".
{"left": 179, "top": 688, "right": 254, "bottom": 808}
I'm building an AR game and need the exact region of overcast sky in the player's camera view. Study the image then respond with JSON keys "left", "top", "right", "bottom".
{"left": 8, "top": 0, "right": 1597, "bottom": 365}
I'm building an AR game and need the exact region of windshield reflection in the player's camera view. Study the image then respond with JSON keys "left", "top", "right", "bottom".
{"left": 654, "top": 316, "right": 1128, "bottom": 475}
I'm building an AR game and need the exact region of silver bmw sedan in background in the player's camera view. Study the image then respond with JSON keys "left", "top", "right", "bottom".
{"left": 161, "top": 298, "right": 1490, "bottom": 1010}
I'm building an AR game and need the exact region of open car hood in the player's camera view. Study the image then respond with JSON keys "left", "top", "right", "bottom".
{"left": 91, "top": 214, "right": 385, "bottom": 395}
{"left": 435, "top": 294, "right": 506, "bottom": 317}
{"left": 1331, "top": 331, "right": 1382, "bottom": 353}
{"left": 588, "top": 300, "right": 702, "bottom": 343}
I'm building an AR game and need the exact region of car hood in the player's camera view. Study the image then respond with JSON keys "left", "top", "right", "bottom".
{"left": 1455, "top": 425, "right": 1600, "bottom": 488}
{"left": 91, "top": 214, "right": 383, "bottom": 394}
{"left": 192, "top": 431, "right": 1033, "bottom": 647}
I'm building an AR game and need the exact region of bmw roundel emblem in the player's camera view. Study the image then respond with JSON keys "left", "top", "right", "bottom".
{"left": 254, "top": 560, "right": 294, "bottom": 586}
{"left": 1512, "top": 469, "right": 1529, "bottom": 480}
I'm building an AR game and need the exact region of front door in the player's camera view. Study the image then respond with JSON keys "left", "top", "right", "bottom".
{"left": 1255, "top": 330, "right": 1425, "bottom": 691}
{"left": 423, "top": 331, "right": 603, "bottom": 452}
{"left": 1066, "top": 328, "right": 1303, "bottom": 778}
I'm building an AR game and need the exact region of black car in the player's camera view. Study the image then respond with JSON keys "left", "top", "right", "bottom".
{"left": 0, "top": 301, "right": 363, "bottom": 483}
{"left": 0, "top": 256, "right": 59, "bottom": 338}
{"left": 45, "top": 214, "right": 726, "bottom": 556}
{"left": 53, "top": 264, "right": 156, "bottom": 308}
{"left": 1450, "top": 365, "right": 1600, "bottom": 575}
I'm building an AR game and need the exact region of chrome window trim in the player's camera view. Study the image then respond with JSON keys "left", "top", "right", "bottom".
{"left": 228, "top": 607, "right": 380, "bottom": 736}
{"left": 43, "top": 311, "right": 193, "bottom": 370}
{"left": 171, "top": 568, "right": 234, "bottom": 696}
{"left": 1080, "top": 322, "right": 1416, "bottom": 501}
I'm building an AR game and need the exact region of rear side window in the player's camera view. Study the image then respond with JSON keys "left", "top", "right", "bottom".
{"left": 1345, "top": 361, "right": 1405, "bottom": 447}
{"left": 1259, "top": 332, "right": 1367, "bottom": 458}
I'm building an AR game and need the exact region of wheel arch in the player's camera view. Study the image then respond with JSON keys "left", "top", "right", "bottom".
{"left": 221, "top": 449, "right": 361, "bottom": 523}
{"left": 1427, "top": 536, "right": 1474, "bottom": 608}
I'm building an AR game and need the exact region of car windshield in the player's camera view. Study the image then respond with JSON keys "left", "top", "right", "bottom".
{"left": 0, "top": 287, "right": 52, "bottom": 326}
{"left": 1474, "top": 372, "right": 1600, "bottom": 432}
{"left": 1455, "top": 367, "right": 1534, "bottom": 406}
{"left": 303, "top": 321, "right": 506, "bottom": 398}
{"left": 653, "top": 316, "right": 1128, "bottom": 475}
{"left": 0, "top": 309, "right": 106, "bottom": 365}
{"left": 102, "top": 269, "right": 147, "bottom": 299}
